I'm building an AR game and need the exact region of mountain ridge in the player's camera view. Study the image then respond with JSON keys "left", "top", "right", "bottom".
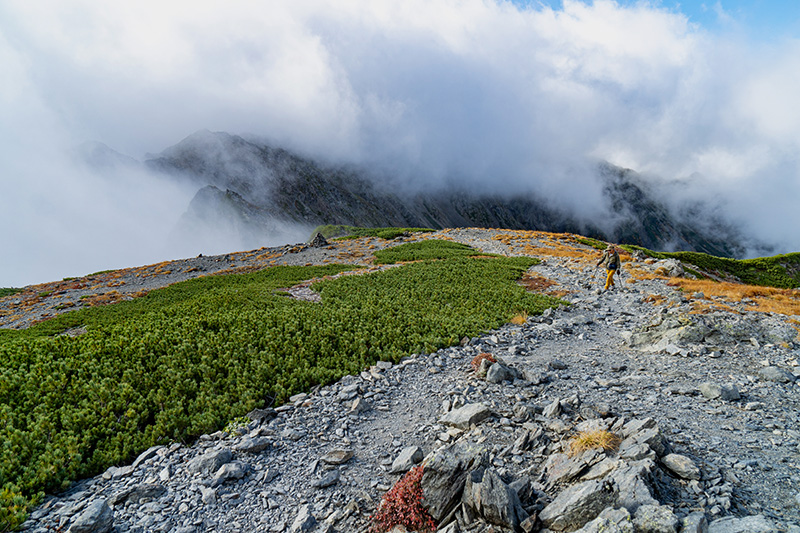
{"left": 143, "top": 130, "right": 746, "bottom": 258}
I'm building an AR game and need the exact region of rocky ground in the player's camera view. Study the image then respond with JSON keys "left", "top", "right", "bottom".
{"left": 10, "top": 228, "right": 800, "bottom": 532}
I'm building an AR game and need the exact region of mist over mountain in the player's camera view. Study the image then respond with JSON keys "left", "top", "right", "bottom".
{"left": 143, "top": 130, "right": 748, "bottom": 258}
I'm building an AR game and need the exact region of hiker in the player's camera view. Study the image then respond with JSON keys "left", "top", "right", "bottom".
{"left": 596, "top": 244, "right": 621, "bottom": 292}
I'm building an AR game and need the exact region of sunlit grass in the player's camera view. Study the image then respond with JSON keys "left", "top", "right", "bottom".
{"left": 567, "top": 430, "right": 622, "bottom": 457}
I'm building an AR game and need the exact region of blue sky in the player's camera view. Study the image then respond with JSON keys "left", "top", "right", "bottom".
{"left": 521, "top": 0, "right": 800, "bottom": 39}
{"left": 3, "top": 0, "right": 800, "bottom": 285}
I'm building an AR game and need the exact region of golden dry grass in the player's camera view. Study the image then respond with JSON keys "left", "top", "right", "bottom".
{"left": 509, "top": 311, "right": 529, "bottom": 325}
{"left": 667, "top": 278, "right": 800, "bottom": 316}
{"left": 567, "top": 430, "right": 622, "bottom": 457}
{"left": 490, "top": 230, "right": 622, "bottom": 273}
{"left": 642, "top": 294, "right": 667, "bottom": 306}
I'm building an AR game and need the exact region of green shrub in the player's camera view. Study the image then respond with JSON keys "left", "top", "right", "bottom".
{"left": 0, "top": 289, "right": 21, "bottom": 299}
{"left": 0, "top": 483, "right": 33, "bottom": 532}
{"left": 373, "top": 239, "right": 487, "bottom": 264}
{"left": 0, "top": 255, "right": 561, "bottom": 520}
{"left": 575, "top": 237, "right": 608, "bottom": 250}
{"left": 310, "top": 225, "right": 434, "bottom": 241}
{"left": 625, "top": 245, "right": 800, "bottom": 288}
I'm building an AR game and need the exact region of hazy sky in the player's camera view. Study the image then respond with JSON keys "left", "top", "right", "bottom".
{"left": 2, "top": 0, "right": 800, "bottom": 287}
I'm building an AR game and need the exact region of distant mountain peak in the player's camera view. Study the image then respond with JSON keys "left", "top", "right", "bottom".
{"left": 73, "top": 140, "right": 140, "bottom": 171}
{"left": 148, "top": 131, "right": 751, "bottom": 257}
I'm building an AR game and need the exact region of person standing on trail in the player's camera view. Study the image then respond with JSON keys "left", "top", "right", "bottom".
{"left": 596, "top": 244, "right": 621, "bottom": 292}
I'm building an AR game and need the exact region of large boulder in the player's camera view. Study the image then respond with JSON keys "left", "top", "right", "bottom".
{"left": 539, "top": 479, "right": 618, "bottom": 531}
{"left": 308, "top": 232, "right": 329, "bottom": 247}
{"left": 461, "top": 467, "right": 529, "bottom": 530}
{"left": 186, "top": 448, "right": 232, "bottom": 476}
{"left": 633, "top": 504, "right": 679, "bottom": 533}
{"left": 660, "top": 454, "right": 700, "bottom": 481}
{"left": 574, "top": 507, "right": 634, "bottom": 533}
{"left": 439, "top": 403, "right": 492, "bottom": 430}
{"left": 609, "top": 460, "right": 660, "bottom": 512}
{"left": 420, "top": 440, "right": 489, "bottom": 522}
{"left": 653, "top": 259, "right": 684, "bottom": 278}
{"left": 708, "top": 514, "right": 778, "bottom": 533}
{"left": 67, "top": 500, "right": 113, "bottom": 533}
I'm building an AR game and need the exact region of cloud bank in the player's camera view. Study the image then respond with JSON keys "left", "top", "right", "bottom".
{"left": 2, "top": 0, "right": 800, "bottom": 286}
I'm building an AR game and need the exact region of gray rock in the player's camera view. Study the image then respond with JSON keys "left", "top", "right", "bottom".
{"left": 439, "top": 403, "right": 492, "bottom": 430}
{"left": 653, "top": 259, "right": 684, "bottom": 277}
{"left": 621, "top": 424, "right": 670, "bottom": 457}
{"left": 438, "top": 521, "right": 460, "bottom": 533}
{"left": 699, "top": 382, "right": 740, "bottom": 401}
{"left": 109, "top": 483, "right": 166, "bottom": 505}
{"left": 609, "top": 460, "right": 659, "bottom": 512}
{"left": 618, "top": 441, "right": 655, "bottom": 462}
{"left": 291, "top": 504, "right": 317, "bottom": 533}
{"left": 200, "top": 486, "right": 216, "bottom": 505}
{"left": 757, "top": 366, "right": 796, "bottom": 383}
{"left": 699, "top": 382, "right": 723, "bottom": 399}
{"left": 574, "top": 507, "right": 634, "bottom": 533}
{"left": 349, "top": 397, "right": 371, "bottom": 414}
{"left": 420, "top": 439, "right": 489, "bottom": 522}
{"left": 681, "top": 512, "right": 709, "bottom": 533}
{"left": 486, "top": 363, "right": 516, "bottom": 384}
{"left": 544, "top": 453, "right": 583, "bottom": 485}
{"left": 660, "top": 454, "right": 700, "bottom": 480}
{"left": 210, "top": 461, "right": 248, "bottom": 487}
{"left": 312, "top": 468, "right": 340, "bottom": 488}
{"left": 130, "top": 445, "right": 163, "bottom": 470}
{"left": 246, "top": 407, "right": 277, "bottom": 424}
{"left": 233, "top": 436, "right": 271, "bottom": 454}
{"left": 539, "top": 479, "right": 618, "bottom": 531}
{"left": 390, "top": 446, "right": 424, "bottom": 474}
{"left": 321, "top": 449, "right": 354, "bottom": 465}
{"left": 633, "top": 504, "right": 679, "bottom": 533}
{"left": 186, "top": 449, "right": 232, "bottom": 476}
{"left": 708, "top": 514, "right": 778, "bottom": 533}
{"left": 543, "top": 398, "right": 562, "bottom": 418}
{"left": 67, "top": 500, "right": 113, "bottom": 533}
{"left": 461, "top": 467, "right": 529, "bottom": 530}
{"left": 308, "top": 232, "right": 328, "bottom": 247}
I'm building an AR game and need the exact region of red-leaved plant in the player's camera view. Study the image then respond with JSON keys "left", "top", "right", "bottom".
{"left": 470, "top": 352, "right": 496, "bottom": 373}
{"left": 370, "top": 465, "right": 436, "bottom": 533}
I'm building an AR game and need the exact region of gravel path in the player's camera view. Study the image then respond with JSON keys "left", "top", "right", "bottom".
{"left": 14, "top": 228, "right": 800, "bottom": 532}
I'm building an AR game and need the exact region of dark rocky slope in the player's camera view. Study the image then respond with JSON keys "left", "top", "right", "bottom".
{"left": 146, "top": 131, "right": 744, "bottom": 257}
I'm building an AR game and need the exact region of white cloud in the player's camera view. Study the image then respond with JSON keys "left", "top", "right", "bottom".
{"left": 2, "top": 0, "right": 800, "bottom": 286}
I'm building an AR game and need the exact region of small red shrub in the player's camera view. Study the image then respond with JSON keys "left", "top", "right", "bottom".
{"left": 470, "top": 352, "right": 496, "bottom": 373}
{"left": 370, "top": 465, "right": 436, "bottom": 533}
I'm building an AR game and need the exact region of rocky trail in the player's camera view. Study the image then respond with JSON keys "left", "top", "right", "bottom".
{"left": 10, "top": 228, "right": 800, "bottom": 533}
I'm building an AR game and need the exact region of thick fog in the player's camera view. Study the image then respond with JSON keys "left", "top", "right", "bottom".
{"left": 2, "top": 0, "right": 800, "bottom": 287}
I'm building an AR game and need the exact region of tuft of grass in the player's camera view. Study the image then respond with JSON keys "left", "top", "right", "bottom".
{"left": 567, "top": 430, "right": 622, "bottom": 457}
{"left": 509, "top": 311, "right": 528, "bottom": 325}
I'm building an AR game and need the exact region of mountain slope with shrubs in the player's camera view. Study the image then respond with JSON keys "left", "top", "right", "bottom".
{"left": 2, "top": 227, "right": 799, "bottom": 532}
{"left": 0, "top": 236, "right": 561, "bottom": 529}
